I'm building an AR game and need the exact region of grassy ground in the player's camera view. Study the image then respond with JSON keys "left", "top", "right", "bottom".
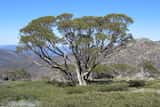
{"left": 0, "top": 80, "right": 160, "bottom": 107}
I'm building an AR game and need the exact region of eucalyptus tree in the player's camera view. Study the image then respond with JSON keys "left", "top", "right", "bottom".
{"left": 18, "top": 13, "right": 133, "bottom": 86}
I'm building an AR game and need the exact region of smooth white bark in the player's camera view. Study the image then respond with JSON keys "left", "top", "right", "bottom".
{"left": 75, "top": 68, "right": 87, "bottom": 86}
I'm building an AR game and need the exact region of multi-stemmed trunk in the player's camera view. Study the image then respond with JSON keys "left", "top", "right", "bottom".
{"left": 75, "top": 67, "right": 87, "bottom": 86}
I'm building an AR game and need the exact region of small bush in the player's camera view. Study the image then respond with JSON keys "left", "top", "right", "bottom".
{"left": 2, "top": 69, "right": 31, "bottom": 81}
{"left": 88, "top": 79, "right": 113, "bottom": 85}
{"left": 12, "top": 94, "right": 36, "bottom": 101}
{"left": 143, "top": 60, "right": 159, "bottom": 73}
{"left": 97, "top": 83, "right": 129, "bottom": 92}
{"left": 128, "top": 80, "right": 145, "bottom": 87}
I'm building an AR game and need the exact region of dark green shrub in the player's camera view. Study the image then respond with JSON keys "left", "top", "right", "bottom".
{"left": 128, "top": 80, "right": 145, "bottom": 87}
{"left": 88, "top": 79, "right": 113, "bottom": 85}
{"left": 3, "top": 69, "right": 31, "bottom": 81}
{"left": 13, "top": 94, "right": 35, "bottom": 101}
{"left": 143, "top": 60, "right": 159, "bottom": 73}
{"left": 15, "top": 69, "right": 31, "bottom": 79}
{"left": 97, "top": 83, "right": 129, "bottom": 92}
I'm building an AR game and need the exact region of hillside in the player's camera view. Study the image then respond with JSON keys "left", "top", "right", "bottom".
{"left": 102, "top": 38, "right": 160, "bottom": 79}
{"left": 0, "top": 49, "right": 51, "bottom": 80}
{"left": 0, "top": 38, "right": 160, "bottom": 80}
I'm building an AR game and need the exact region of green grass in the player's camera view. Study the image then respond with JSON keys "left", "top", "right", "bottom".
{"left": 0, "top": 80, "right": 160, "bottom": 107}
{"left": 145, "top": 79, "right": 160, "bottom": 89}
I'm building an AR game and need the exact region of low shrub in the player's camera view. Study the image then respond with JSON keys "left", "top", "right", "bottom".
{"left": 97, "top": 83, "right": 129, "bottom": 92}
{"left": 1, "top": 69, "right": 31, "bottom": 81}
{"left": 88, "top": 79, "right": 113, "bottom": 85}
{"left": 128, "top": 80, "right": 145, "bottom": 87}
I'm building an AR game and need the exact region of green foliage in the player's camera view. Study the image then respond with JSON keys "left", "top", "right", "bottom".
{"left": 15, "top": 69, "right": 31, "bottom": 79}
{"left": 3, "top": 69, "right": 31, "bottom": 81}
{"left": 96, "top": 33, "right": 108, "bottom": 40}
{"left": 96, "top": 83, "right": 129, "bottom": 92}
{"left": 57, "top": 13, "right": 73, "bottom": 20}
{"left": 143, "top": 60, "right": 159, "bottom": 73}
{"left": 145, "top": 80, "right": 160, "bottom": 89}
{"left": 128, "top": 80, "right": 146, "bottom": 87}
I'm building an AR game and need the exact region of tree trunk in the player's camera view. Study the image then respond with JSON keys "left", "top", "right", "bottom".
{"left": 75, "top": 67, "right": 87, "bottom": 86}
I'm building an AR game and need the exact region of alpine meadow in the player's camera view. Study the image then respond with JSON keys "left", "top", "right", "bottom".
{"left": 0, "top": 0, "right": 160, "bottom": 107}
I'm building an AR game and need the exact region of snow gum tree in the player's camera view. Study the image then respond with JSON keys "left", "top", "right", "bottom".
{"left": 18, "top": 13, "right": 133, "bottom": 86}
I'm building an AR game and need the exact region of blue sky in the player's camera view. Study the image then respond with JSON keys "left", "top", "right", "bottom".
{"left": 0, "top": 0, "right": 160, "bottom": 45}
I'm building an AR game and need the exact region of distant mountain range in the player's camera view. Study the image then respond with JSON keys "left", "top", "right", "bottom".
{"left": 0, "top": 45, "right": 17, "bottom": 51}
{"left": 0, "top": 45, "right": 65, "bottom": 81}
